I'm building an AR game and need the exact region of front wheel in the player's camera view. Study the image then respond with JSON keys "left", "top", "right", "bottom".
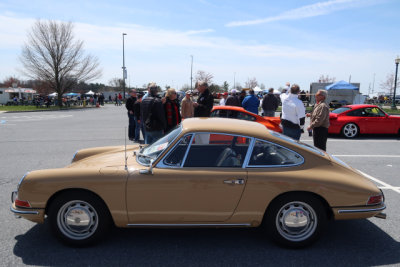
{"left": 48, "top": 191, "right": 111, "bottom": 247}
{"left": 342, "top": 123, "right": 359, "bottom": 138}
{"left": 265, "top": 194, "right": 327, "bottom": 248}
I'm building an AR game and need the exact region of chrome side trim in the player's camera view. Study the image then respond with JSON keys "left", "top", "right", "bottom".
{"left": 127, "top": 223, "right": 251, "bottom": 227}
{"left": 337, "top": 204, "right": 386, "bottom": 214}
{"left": 10, "top": 206, "right": 39, "bottom": 215}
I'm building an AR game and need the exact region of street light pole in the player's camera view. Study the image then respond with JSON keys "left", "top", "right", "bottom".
{"left": 122, "top": 33, "right": 127, "bottom": 100}
{"left": 190, "top": 55, "right": 193, "bottom": 91}
{"left": 233, "top": 72, "right": 236, "bottom": 90}
{"left": 392, "top": 56, "right": 400, "bottom": 110}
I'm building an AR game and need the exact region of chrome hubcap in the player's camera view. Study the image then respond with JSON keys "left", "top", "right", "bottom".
{"left": 343, "top": 124, "right": 357, "bottom": 137}
{"left": 57, "top": 200, "right": 98, "bottom": 240}
{"left": 276, "top": 201, "right": 317, "bottom": 242}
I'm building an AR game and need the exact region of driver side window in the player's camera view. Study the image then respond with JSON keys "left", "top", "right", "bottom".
{"left": 184, "top": 133, "right": 250, "bottom": 167}
{"left": 163, "top": 134, "right": 192, "bottom": 167}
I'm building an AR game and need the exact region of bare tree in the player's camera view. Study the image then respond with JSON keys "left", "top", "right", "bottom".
{"left": 380, "top": 73, "right": 399, "bottom": 95}
{"left": 180, "top": 84, "right": 191, "bottom": 91}
{"left": 245, "top": 77, "right": 258, "bottom": 89}
{"left": 195, "top": 70, "right": 214, "bottom": 85}
{"left": 260, "top": 83, "right": 266, "bottom": 90}
{"left": 20, "top": 20, "right": 102, "bottom": 107}
{"left": 318, "top": 75, "right": 336, "bottom": 83}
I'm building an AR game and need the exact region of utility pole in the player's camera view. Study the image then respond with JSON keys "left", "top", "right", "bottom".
{"left": 122, "top": 33, "right": 127, "bottom": 99}
{"left": 233, "top": 72, "right": 236, "bottom": 90}
{"left": 372, "top": 73, "right": 375, "bottom": 94}
{"left": 190, "top": 55, "right": 193, "bottom": 91}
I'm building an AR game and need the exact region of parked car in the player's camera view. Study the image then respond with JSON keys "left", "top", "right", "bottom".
{"left": 211, "top": 106, "right": 282, "bottom": 133}
{"left": 329, "top": 104, "right": 400, "bottom": 138}
{"left": 11, "top": 118, "right": 385, "bottom": 248}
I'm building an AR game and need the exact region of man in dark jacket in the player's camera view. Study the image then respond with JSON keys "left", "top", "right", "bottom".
{"left": 261, "top": 88, "right": 278, "bottom": 117}
{"left": 141, "top": 84, "right": 167, "bottom": 144}
{"left": 193, "top": 81, "right": 214, "bottom": 117}
{"left": 225, "top": 89, "right": 240, "bottom": 106}
{"left": 125, "top": 89, "right": 137, "bottom": 141}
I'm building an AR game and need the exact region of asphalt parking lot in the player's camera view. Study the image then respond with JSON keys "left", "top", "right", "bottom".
{"left": 1, "top": 105, "right": 399, "bottom": 266}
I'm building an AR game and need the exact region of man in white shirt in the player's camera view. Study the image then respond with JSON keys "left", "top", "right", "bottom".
{"left": 219, "top": 92, "right": 228, "bottom": 106}
{"left": 281, "top": 84, "right": 305, "bottom": 140}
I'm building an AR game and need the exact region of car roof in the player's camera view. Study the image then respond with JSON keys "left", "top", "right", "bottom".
{"left": 181, "top": 117, "right": 270, "bottom": 138}
{"left": 343, "top": 104, "right": 381, "bottom": 109}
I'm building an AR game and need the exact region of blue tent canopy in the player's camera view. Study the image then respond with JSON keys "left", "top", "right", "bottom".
{"left": 325, "top": 80, "right": 358, "bottom": 90}
{"left": 65, "top": 92, "right": 80, "bottom": 96}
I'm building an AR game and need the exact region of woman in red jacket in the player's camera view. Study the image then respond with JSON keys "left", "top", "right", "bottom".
{"left": 163, "top": 88, "right": 182, "bottom": 133}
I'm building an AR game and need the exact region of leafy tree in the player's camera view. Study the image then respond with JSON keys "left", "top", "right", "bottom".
{"left": 20, "top": 20, "right": 102, "bottom": 107}
{"left": 222, "top": 81, "right": 229, "bottom": 92}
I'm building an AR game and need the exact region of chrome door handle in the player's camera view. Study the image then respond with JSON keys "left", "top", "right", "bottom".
{"left": 224, "top": 179, "right": 245, "bottom": 185}
{"left": 234, "top": 179, "right": 245, "bottom": 185}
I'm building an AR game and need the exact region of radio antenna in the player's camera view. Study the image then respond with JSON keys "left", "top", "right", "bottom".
{"left": 124, "top": 127, "right": 128, "bottom": 170}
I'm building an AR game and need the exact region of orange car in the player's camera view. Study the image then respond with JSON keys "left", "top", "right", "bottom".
{"left": 211, "top": 106, "right": 282, "bottom": 133}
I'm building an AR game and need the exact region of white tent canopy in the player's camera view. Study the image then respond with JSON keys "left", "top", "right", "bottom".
{"left": 253, "top": 86, "right": 262, "bottom": 92}
{"left": 48, "top": 92, "right": 58, "bottom": 97}
{"left": 86, "top": 90, "right": 95, "bottom": 95}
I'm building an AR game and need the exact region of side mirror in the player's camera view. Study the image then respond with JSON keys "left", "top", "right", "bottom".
{"left": 139, "top": 159, "right": 154, "bottom": 175}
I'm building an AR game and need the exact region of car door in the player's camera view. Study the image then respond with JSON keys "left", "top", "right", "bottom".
{"left": 363, "top": 107, "right": 391, "bottom": 133}
{"left": 126, "top": 133, "right": 251, "bottom": 223}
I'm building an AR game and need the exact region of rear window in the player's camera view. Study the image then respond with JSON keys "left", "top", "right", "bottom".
{"left": 331, "top": 107, "right": 351, "bottom": 114}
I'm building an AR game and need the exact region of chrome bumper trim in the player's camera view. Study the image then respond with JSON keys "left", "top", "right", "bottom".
{"left": 337, "top": 204, "right": 386, "bottom": 214}
{"left": 10, "top": 206, "right": 39, "bottom": 215}
{"left": 127, "top": 223, "right": 251, "bottom": 227}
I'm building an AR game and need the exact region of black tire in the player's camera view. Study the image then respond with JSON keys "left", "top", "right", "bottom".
{"left": 48, "top": 191, "right": 111, "bottom": 247}
{"left": 341, "top": 123, "right": 359, "bottom": 138}
{"left": 264, "top": 193, "right": 327, "bottom": 248}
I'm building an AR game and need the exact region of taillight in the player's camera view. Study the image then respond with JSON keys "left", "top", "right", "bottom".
{"left": 15, "top": 199, "right": 31, "bottom": 208}
{"left": 367, "top": 195, "right": 383, "bottom": 205}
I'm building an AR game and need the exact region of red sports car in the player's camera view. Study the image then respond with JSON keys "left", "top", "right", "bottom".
{"left": 329, "top": 104, "right": 400, "bottom": 138}
{"left": 211, "top": 106, "right": 282, "bottom": 133}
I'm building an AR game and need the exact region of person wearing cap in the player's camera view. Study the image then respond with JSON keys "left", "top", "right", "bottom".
{"left": 125, "top": 89, "right": 137, "bottom": 141}
{"left": 193, "top": 81, "right": 214, "bottom": 117}
{"left": 133, "top": 92, "right": 145, "bottom": 142}
{"left": 181, "top": 91, "right": 194, "bottom": 119}
{"left": 219, "top": 92, "right": 228, "bottom": 106}
{"left": 141, "top": 83, "right": 167, "bottom": 144}
{"left": 225, "top": 89, "right": 240, "bottom": 106}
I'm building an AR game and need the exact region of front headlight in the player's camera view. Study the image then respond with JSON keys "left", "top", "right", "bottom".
{"left": 17, "top": 172, "right": 29, "bottom": 191}
{"left": 71, "top": 150, "right": 79, "bottom": 163}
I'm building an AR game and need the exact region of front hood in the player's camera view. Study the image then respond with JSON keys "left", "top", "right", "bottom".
{"left": 68, "top": 145, "right": 141, "bottom": 169}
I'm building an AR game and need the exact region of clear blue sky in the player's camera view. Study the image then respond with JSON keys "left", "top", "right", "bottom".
{"left": 0, "top": 0, "right": 399, "bottom": 93}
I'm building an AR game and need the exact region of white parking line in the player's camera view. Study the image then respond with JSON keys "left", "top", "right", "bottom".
{"left": 302, "top": 139, "right": 399, "bottom": 143}
{"left": 333, "top": 155, "right": 400, "bottom": 158}
{"left": 358, "top": 170, "right": 400, "bottom": 194}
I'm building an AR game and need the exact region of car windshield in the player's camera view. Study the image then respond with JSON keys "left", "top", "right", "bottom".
{"left": 137, "top": 126, "right": 181, "bottom": 165}
{"left": 270, "top": 131, "right": 325, "bottom": 156}
{"left": 331, "top": 107, "right": 351, "bottom": 114}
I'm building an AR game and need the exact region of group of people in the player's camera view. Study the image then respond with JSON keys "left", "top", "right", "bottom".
{"left": 125, "top": 81, "right": 214, "bottom": 144}
{"left": 125, "top": 81, "right": 330, "bottom": 151}
{"left": 280, "top": 83, "right": 330, "bottom": 151}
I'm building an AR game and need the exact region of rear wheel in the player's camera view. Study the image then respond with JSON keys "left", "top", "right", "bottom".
{"left": 342, "top": 123, "right": 359, "bottom": 138}
{"left": 48, "top": 191, "right": 111, "bottom": 247}
{"left": 265, "top": 193, "right": 327, "bottom": 248}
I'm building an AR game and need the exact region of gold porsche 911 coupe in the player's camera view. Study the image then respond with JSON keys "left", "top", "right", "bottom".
{"left": 11, "top": 118, "right": 386, "bottom": 248}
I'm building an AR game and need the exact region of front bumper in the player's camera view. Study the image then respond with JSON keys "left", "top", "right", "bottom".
{"left": 10, "top": 191, "right": 44, "bottom": 223}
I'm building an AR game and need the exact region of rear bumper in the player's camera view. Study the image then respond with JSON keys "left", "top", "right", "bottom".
{"left": 333, "top": 203, "right": 386, "bottom": 220}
